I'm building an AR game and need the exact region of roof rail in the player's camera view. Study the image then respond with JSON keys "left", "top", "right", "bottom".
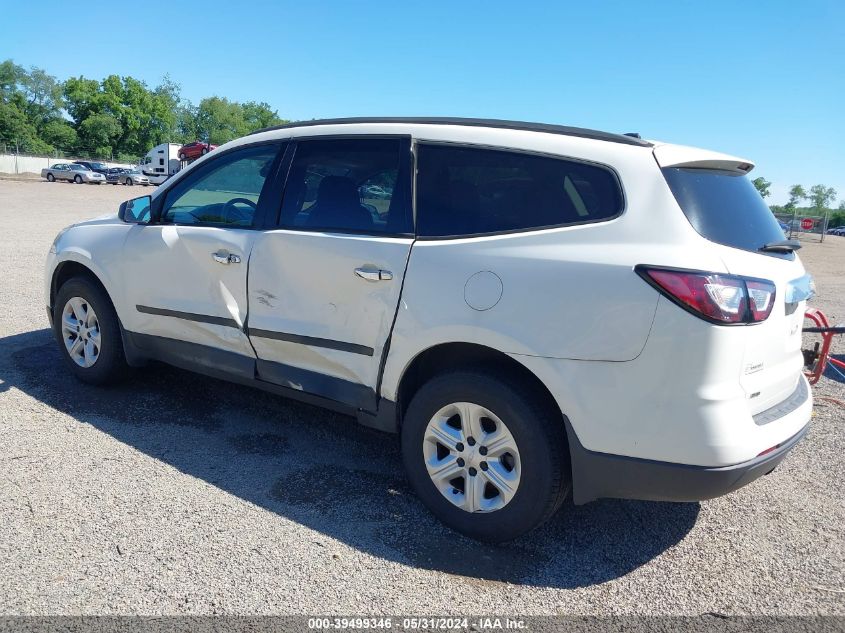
{"left": 249, "top": 117, "right": 653, "bottom": 147}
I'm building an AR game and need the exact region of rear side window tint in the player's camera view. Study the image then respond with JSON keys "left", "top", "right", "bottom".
{"left": 416, "top": 144, "right": 623, "bottom": 238}
{"left": 662, "top": 168, "right": 793, "bottom": 259}
{"left": 279, "top": 138, "right": 412, "bottom": 235}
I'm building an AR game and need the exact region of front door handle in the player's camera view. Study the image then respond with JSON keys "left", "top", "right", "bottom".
{"left": 212, "top": 251, "right": 241, "bottom": 265}
{"left": 355, "top": 267, "right": 393, "bottom": 282}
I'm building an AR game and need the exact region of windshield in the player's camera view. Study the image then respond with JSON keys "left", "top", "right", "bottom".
{"left": 662, "top": 168, "right": 793, "bottom": 260}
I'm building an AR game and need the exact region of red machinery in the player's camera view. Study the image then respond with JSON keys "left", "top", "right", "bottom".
{"left": 803, "top": 307, "right": 845, "bottom": 385}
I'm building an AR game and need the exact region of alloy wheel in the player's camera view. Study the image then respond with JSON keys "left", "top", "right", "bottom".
{"left": 61, "top": 296, "right": 101, "bottom": 368}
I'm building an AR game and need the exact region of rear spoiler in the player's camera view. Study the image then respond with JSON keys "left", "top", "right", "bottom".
{"left": 652, "top": 143, "right": 754, "bottom": 174}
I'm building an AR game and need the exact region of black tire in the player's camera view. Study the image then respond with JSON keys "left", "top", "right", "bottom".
{"left": 125, "top": 178, "right": 133, "bottom": 186}
{"left": 401, "top": 370, "right": 569, "bottom": 542}
{"left": 46, "top": 173, "right": 55, "bottom": 182}
{"left": 179, "top": 153, "right": 186, "bottom": 161}
{"left": 53, "top": 276, "right": 128, "bottom": 385}
{"left": 74, "top": 175, "right": 82, "bottom": 184}
{"left": 201, "top": 147, "right": 208, "bottom": 155}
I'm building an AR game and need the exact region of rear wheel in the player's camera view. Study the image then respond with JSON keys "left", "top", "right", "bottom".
{"left": 201, "top": 147, "right": 208, "bottom": 155}
{"left": 401, "top": 370, "right": 569, "bottom": 542}
{"left": 53, "top": 277, "right": 128, "bottom": 385}
{"left": 46, "top": 173, "right": 55, "bottom": 182}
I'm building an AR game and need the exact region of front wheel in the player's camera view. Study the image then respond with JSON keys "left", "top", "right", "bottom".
{"left": 401, "top": 370, "right": 569, "bottom": 542}
{"left": 125, "top": 178, "right": 133, "bottom": 186}
{"left": 53, "top": 277, "right": 128, "bottom": 385}
{"left": 74, "top": 175, "right": 82, "bottom": 184}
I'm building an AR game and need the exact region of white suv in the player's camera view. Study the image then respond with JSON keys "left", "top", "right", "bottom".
{"left": 45, "top": 118, "right": 814, "bottom": 541}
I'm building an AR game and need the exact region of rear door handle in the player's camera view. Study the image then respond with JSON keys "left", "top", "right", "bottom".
{"left": 355, "top": 267, "right": 393, "bottom": 281}
{"left": 212, "top": 251, "right": 241, "bottom": 265}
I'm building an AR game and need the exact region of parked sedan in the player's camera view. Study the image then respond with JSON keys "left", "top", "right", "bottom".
{"left": 106, "top": 168, "right": 128, "bottom": 184}
{"left": 178, "top": 141, "right": 217, "bottom": 161}
{"left": 41, "top": 163, "right": 106, "bottom": 184}
{"left": 73, "top": 160, "right": 110, "bottom": 175}
{"left": 118, "top": 169, "right": 150, "bottom": 186}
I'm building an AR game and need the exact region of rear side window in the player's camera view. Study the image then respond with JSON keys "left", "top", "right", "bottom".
{"left": 662, "top": 168, "right": 792, "bottom": 259}
{"left": 279, "top": 138, "right": 411, "bottom": 235}
{"left": 416, "top": 144, "right": 623, "bottom": 238}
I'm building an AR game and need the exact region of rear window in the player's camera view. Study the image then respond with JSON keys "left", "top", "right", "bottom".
{"left": 416, "top": 145, "right": 623, "bottom": 238}
{"left": 662, "top": 168, "right": 792, "bottom": 259}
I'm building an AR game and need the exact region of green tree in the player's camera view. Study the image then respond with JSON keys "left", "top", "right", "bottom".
{"left": 2, "top": 58, "right": 291, "bottom": 157}
{"left": 752, "top": 177, "right": 771, "bottom": 199}
{"left": 0, "top": 60, "right": 24, "bottom": 101}
{"left": 0, "top": 60, "right": 66, "bottom": 152}
{"left": 78, "top": 112, "right": 121, "bottom": 157}
{"left": 40, "top": 119, "right": 77, "bottom": 150}
{"left": 242, "top": 101, "right": 287, "bottom": 131}
{"left": 62, "top": 76, "right": 102, "bottom": 125}
{"left": 196, "top": 96, "right": 247, "bottom": 145}
{"left": 808, "top": 184, "right": 836, "bottom": 212}
{"left": 18, "top": 66, "right": 64, "bottom": 128}
{"left": 785, "top": 185, "right": 806, "bottom": 211}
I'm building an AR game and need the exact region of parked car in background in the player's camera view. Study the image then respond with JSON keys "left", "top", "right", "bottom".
{"left": 45, "top": 117, "right": 813, "bottom": 542}
{"left": 106, "top": 168, "right": 128, "bottom": 184}
{"left": 73, "top": 160, "right": 110, "bottom": 175}
{"left": 178, "top": 141, "right": 217, "bottom": 161}
{"left": 41, "top": 163, "right": 106, "bottom": 184}
{"left": 826, "top": 227, "right": 845, "bottom": 236}
{"left": 118, "top": 169, "right": 150, "bottom": 186}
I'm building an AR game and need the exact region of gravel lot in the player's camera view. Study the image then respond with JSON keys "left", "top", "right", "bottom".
{"left": 0, "top": 178, "right": 843, "bottom": 616}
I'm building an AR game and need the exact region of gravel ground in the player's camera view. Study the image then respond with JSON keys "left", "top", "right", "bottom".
{"left": 0, "top": 179, "right": 843, "bottom": 616}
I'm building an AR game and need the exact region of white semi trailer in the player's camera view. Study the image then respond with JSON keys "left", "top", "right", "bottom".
{"left": 140, "top": 143, "right": 183, "bottom": 185}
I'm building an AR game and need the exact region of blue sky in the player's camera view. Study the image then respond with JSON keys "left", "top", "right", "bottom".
{"left": 3, "top": 0, "right": 843, "bottom": 204}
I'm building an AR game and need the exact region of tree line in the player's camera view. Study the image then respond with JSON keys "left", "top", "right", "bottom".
{"left": 753, "top": 177, "right": 843, "bottom": 228}
{"left": 0, "top": 59, "right": 288, "bottom": 162}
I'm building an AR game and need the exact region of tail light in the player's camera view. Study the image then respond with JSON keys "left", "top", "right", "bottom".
{"left": 636, "top": 266, "right": 776, "bottom": 325}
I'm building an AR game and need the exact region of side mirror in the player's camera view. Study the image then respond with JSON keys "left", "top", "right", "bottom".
{"left": 119, "top": 195, "right": 152, "bottom": 224}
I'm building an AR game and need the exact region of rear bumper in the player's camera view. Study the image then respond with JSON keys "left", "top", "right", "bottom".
{"left": 567, "top": 421, "right": 808, "bottom": 504}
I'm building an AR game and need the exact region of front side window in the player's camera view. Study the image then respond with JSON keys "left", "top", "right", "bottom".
{"left": 416, "top": 144, "right": 624, "bottom": 237}
{"left": 161, "top": 144, "right": 281, "bottom": 227}
{"left": 279, "top": 138, "right": 410, "bottom": 234}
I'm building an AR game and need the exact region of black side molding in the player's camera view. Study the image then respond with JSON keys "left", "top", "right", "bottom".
{"left": 122, "top": 331, "right": 396, "bottom": 424}
{"left": 136, "top": 305, "right": 239, "bottom": 329}
{"left": 248, "top": 328, "right": 374, "bottom": 356}
{"left": 256, "top": 358, "right": 376, "bottom": 411}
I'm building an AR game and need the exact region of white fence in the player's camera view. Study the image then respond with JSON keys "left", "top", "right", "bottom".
{"left": 0, "top": 154, "right": 132, "bottom": 175}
